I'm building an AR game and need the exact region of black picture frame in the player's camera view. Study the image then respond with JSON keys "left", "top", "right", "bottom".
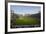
{"left": 5, "top": 0, "right": 45, "bottom": 34}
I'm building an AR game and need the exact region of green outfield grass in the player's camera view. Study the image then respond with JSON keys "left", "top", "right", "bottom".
{"left": 15, "top": 16, "right": 40, "bottom": 25}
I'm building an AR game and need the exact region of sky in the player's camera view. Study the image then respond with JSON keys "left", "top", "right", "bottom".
{"left": 10, "top": 5, "right": 41, "bottom": 15}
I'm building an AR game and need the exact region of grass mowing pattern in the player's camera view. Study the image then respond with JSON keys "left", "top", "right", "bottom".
{"left": 16, "top": 16, "right": 40, "bottom": 25}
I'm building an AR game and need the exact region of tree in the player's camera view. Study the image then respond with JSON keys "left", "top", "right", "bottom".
{"left": 10, "top": 10, "right": 19, "bottom": 28}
